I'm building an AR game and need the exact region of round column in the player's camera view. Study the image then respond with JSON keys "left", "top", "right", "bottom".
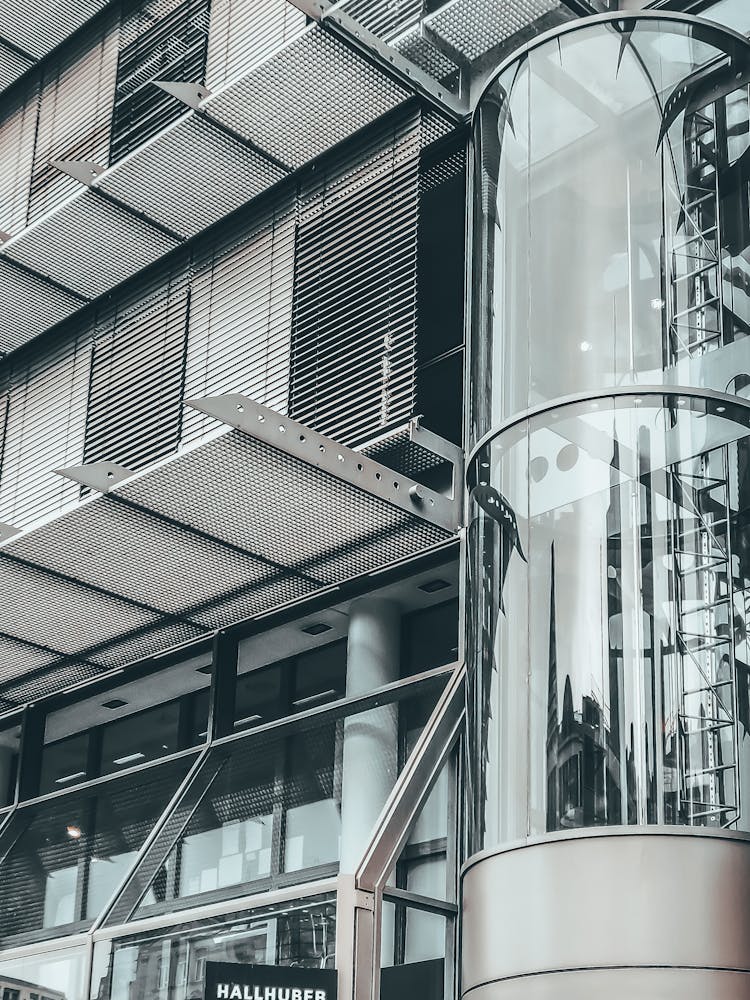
{"left": 340, "top": 597, "right": 400, "bottom": 873}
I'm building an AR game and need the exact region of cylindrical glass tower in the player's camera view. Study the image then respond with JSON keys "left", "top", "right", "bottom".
{"left": 463, "top": 14, "right": 750, "bottom": 999}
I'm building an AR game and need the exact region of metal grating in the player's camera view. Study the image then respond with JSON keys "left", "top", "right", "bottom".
{"left": 98, "top": 114, "right": 288, "bottom": 238}
{"left": 0, "top": 405, "right": 456, "bottom": 705}
{"left": 204, "top": 0, "right": 306, "bottom": 89}
{"left": 205, "top": 26, "right": 411, "bottom": 169}
{"left": 0, "top": 260, "right": 86, "bottom": 356}
{"left": 0, "top": 0, "right": 112, "bottom": 62}
{"left": 1, "top": 191, "right": 182, "bottom": 298}
{"left": 424, "top": 0, "right": 568, "bottom": 64}
{"left": 339, "top": 0, "right": 423, "bottom": 39}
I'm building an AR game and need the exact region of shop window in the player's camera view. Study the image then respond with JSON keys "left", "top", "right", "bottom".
{"left": 90, "top": 896, "right": 336, "bottom": 1000}
{"left": 0, "top": 757, "right": 195, "bottom": 947}
{"left": 100, "top": 700, "right": 182, "bottom": 776}
{"left": 39, "top": 733, "right": 90, "bottom": 797}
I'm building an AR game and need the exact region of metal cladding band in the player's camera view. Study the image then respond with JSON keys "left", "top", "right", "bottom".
{"left": 470, "top": 9, "right": 750, "bottom": 119}
{"left": 466, "top": 385, "right": 750, "bottom": 477}
{"left": 461, "top": 829, "right": 750, "bottom": 998}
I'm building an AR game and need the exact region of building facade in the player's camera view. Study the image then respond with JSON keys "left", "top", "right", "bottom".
{"left": 0, "top": 0, "right": 749, "bottom": 998}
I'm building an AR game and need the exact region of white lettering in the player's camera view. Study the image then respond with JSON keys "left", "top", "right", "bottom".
{"left": 303, "top": 991, "right": 313, "bottom": 1000}
{"left": 230, "top": 987, "right": 242, "bottom": 1000}
{"left": 217, "top": 987, "right": 230, "bottom": 1000}
{"left": 292, "top": 991, "right": 303, "bottom": 1000}
{"left": 278, "top": 991, "right": 290, "bottom": 1000}
{"left": 315, "top": 993, "right": 326, "bottom": 1000}
{"left": 253, "top": 989, "right": 263, "bottom": 1000}
{"left": 264, "top": 989, "right": 277, "bottom": 1000}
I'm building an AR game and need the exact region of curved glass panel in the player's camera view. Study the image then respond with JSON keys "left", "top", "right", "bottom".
{"left": 468, "top": 394, "right": 750, "bottom": 849}
{"left": 471, "top": 16, "right": 750, "bottom": 441}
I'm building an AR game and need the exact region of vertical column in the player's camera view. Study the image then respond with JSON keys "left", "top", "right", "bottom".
{"left": 340, "top": 597, "right": 401, "bottom": 872}
{"left": 0, "top": 745, "right": 14, "bottom": 807}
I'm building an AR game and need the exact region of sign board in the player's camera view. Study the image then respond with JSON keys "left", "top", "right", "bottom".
{"left": 205, "top": 962, "right": 337, "bottom": 1000}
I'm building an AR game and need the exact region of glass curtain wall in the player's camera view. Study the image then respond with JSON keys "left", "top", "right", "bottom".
{"left": 469, "top": 14, "right": 750, "bottom": 851}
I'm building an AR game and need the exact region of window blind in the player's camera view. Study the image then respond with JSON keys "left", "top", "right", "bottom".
{"left": 83, "top": 264, "right": 190, "bottom": 470}
{"left": 289, "top": 109, "right": 422, "bottom": 446}
{"left": 182, "top": 191, "right": 296, "bottom": 446}
{"left": 0, "top": 84, "right": 39, "bottom": 237}
{"left": 111, "top": 0, "right": 211, "bottom": 163}
{"left": 28, "top": 13, "right": 119, "bottom": 224}
{"left": 204, "top": 0, "right": 305, "bottom": 90}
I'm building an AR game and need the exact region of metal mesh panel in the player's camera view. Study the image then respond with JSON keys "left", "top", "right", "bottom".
{"left": 0, "top": 260, "right": 85, "bottom": 357}
{"left": 99, "top": 114, "right": 287, "bottom": 239}
{"left": 0, "top": 660, "right": 105, "bottom": 704}
{"left": 205, "top": 27, "right": 410, "bottom": 169}
{"left": 0, "top": 636, "right": 58, "bottom": 688}
{"left": 2, "top": 191, "right": 181, "bottom": 298}
{"left": 340, "top": 0, "right": 423, "bottom": 39}
{"left": 204, "top": 0, "right": 305, "bottom": 89}
{"left": 424, "top": 0, "right": 569, "bottom": 63}
{"left": 0, "top": 0, "right": 111, "bottom": 61}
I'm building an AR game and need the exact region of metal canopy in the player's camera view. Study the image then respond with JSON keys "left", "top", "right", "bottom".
{"left": 0, "top": 23, "right": 412, "bottom": 357}
{"left": 0, "top": 398, "right": 458, "bottom": 708}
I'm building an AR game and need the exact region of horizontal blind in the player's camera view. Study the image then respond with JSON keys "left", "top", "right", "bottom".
{"left": 205, "top": 0, "right": 306, "bottom": 89}
{"left": 182, "top": 192, "right": 296, "bottom": 446}
{"left": 0, "top": 83, "right": 39, "bottom": 237}
{"left": 289, "top": 109, "right": 422, "bottom": 446}
{"left": 84, "top": 264, "right": 190, "bottom": 470}
{"left": 28, "top": 12, "right": 119, "bottom": 224}
{"left": 0, "top": 332, "right": 92, "bottom": 529}
{"left": 111, "top": 0, "right": 211, "bottom": 163}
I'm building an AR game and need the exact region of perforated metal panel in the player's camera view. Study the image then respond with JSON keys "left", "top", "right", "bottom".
{"left": 0, "top": 411, "right": 455, "bottom": 705}
{"left": 98, "top": 114, "right": 288, "bottom": 238}
{"left": 205, "top": 0, "right": 305, "bottom": 89}
{"left": 205, "top": 26, "right": 411, "bottom": 169}
{"left": 0, "top": 260, "right": 85, "bottom": 356}
{"left": 0, "top": 0, "right": 111, "bottom": 62}
{"left": 2, "top": 191, "right": 181, "bottom": 298}
{"left": 424, "top": 0, "right": 570, "bottom": 63}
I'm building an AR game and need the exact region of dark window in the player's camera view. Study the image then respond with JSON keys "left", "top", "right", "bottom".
{"left": 39, "top": 733, "right": 90, "bottom": 796}
{"left": 402, "top": 601, "right": 459, "bottom": 677}
{"left": 99, "top": 700, "right": 181, "bottom": 776}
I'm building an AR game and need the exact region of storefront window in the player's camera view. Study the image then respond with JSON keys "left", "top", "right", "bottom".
{"left": 90, "top": 896, "right": 336, "bottom": 1000}
{"left": 102, "top": 680, "right": 446, "bottom": 926}
{"left": 0, "top": 944, "right": 87, "bottom": 1000}
{"left": 0, "top": 757, "right": 195, "bottom": 946}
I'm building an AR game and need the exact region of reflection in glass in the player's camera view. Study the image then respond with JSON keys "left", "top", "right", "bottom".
{"left": 380, "top": 899, "right": 448, "bottom": 1000}
{"left": 90, "top": 896, "right": 336, "bottom": 1000}
{"left": 0, "top": 945, "right": 86, "bottom": 1000}
{"left": 106, "top": 685, "right": 444, "bottom": 924}
{"left": 472, "top": 17, "right": 750, "bottom": 439}
{"left": 0, "top": 758, "right": 194, "bottom": 945}
{"left": 468, "top": 396, "right": 750, "bottom": 847}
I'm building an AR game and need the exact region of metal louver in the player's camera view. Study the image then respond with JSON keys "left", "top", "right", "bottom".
{"left": 204, "top": 0, "right": 306, "bottom": 89}
{"left": 289, "top": 110, "right": 421, "bottom": 446}
{"left": 0, "top": 397, "right": 458, "bottom": 707}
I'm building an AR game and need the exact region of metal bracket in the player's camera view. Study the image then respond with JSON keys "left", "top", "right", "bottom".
{"left": 51, "top": 159, "right": 105, "bottom": 186}
{"left": 289, "top": 0, "right": 469, "bottom": 119}
{"left": 53, "top": 461, "right": 136, "bottom": 493}
{"left": 154, "top": 80, "right": 211, "bottom": 109}
{"left": 186, "top": 394, "right": 461, "bottom": 535}
{"left": 0, "top": 523, "right": 20, "bottom": 544}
